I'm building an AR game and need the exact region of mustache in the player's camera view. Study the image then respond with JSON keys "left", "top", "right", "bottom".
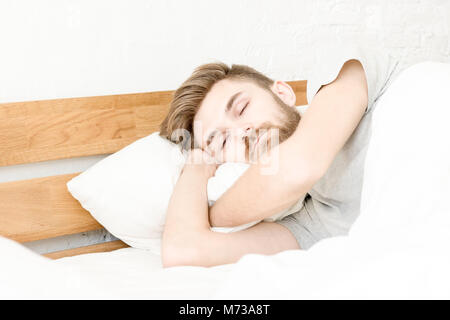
{"left": 243, "top": 123, "right": 282, "bottom": 160}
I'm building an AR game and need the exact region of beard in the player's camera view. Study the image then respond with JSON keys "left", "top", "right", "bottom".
{"left": 245, "top": 92, "right": 301, "bottom": 162}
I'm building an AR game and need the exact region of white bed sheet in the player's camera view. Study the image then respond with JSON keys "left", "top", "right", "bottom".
{"left": 1, "top": 61, "right": 450, "bottom": 299}
{"left": 54, "top": 246, "right": 234, "bottom": 299}
{"left": 0, "top": 236, "right": 233, "bottom": 299}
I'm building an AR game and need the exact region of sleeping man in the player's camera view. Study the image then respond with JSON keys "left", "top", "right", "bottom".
{"left": 159, "top": 45, "right": 401, "bottom": 267}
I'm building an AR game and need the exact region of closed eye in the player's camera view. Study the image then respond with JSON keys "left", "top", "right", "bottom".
{"left": 222, "top": 135, "right": 227, "bottom": 149}
{"left": 239, "top": 102, "right": 249, "bottom": 116}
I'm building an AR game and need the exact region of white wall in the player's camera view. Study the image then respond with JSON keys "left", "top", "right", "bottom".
{"left": 1, "top": 0, "right": 449, "bottom": 104}
{"left": 1, "top": 0, "right": 449, "bottom": 253}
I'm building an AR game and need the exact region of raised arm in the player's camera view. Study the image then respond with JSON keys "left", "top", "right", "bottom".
{"left": 209, "top": 59, "right": 369, "bottom": 227}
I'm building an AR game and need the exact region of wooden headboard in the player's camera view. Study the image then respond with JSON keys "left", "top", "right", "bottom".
{"left": 0, "top": 80, "right": 307, "bottom": 259}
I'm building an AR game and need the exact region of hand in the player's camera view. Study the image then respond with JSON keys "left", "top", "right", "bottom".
{"left": 183, "top": 148, "right": 218, "bottom": 179}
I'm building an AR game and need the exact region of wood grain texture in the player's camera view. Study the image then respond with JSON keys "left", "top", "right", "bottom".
{"left": 0, "top": 91, "right": 173, "bottom": 167}
{"left": 44, "top": 240, "right": 129, "bottom": 259}
{"left": 0, "top": 173, "right": 101, "bottom": 242}
{"left": 0, "top": 81, "right": 306, "bottom": 167}
{"left": 287, "top": 80, "right": 307, "bottom": 106}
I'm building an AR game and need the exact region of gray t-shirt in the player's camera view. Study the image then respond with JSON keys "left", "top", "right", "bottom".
{"left": 276, "top": 43, "right": 403, "bottom": 249}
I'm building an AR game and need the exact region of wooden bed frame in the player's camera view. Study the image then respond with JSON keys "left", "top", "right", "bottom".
{"left": 0, "top": 80, "right": 307, "bottom": 259}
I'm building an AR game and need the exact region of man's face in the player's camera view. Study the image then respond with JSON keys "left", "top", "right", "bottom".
{"left": 193, "top": 79, "right": 300, "bottom": 163}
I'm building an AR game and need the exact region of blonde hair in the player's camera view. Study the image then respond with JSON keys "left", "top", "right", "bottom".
{"left": 159, "top": 62, "right": 274, "bottom": 147}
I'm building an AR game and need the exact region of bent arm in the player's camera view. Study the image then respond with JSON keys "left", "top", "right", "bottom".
{"left": 209, "top": 59, "right": 369, "bottom": 227}
{"left": 162, "top": 150, "right": 216, "bottom": 267}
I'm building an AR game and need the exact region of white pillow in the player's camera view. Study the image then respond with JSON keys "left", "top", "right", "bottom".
{"left": 67, "top": 106, "right": 308, "bottom": 253}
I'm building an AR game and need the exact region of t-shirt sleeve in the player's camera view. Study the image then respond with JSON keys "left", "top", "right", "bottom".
{"left": 306, "top": 41, "right": 399, "bottom": 113}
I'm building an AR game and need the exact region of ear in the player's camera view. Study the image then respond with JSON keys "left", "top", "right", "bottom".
{"left": 271, "top": 80, "right": 296, "bottom": 107}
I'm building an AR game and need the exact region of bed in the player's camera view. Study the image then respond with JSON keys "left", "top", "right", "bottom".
{"left": 1, "top": 62, "right": 450, "bottom": 299}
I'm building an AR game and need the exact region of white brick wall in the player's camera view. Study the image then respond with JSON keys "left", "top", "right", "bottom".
{"left": 0, "top": 0, "right": 448, "bottom": 103}
{"left": 0, "top": 0, "right": 449, "bottom": 253}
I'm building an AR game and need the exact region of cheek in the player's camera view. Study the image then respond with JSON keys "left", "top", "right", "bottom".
{"left": 246, "top": 107, "right": 263, "bottom": 123}
{"left": 248, "top": 103, "right": 278, "bottom": 127}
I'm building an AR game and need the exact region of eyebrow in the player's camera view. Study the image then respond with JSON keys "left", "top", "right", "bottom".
{"left": 226, "top": 91, "right": 242, "bottom": 112}
{"left": 204, "top": 91, "right": 242, "bottom": 147}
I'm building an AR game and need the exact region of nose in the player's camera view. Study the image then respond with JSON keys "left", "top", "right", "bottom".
{"left": 240, "top": 125, "right": 253, "bottom": 148}
{"left": 234, "top": 125, "right": 252, "bottom": 143}
{"left": 227, "top": 125, "right": 252, "bottom": 147}
{"left": 242, "top": 125, "right": 252, "bottom": 135}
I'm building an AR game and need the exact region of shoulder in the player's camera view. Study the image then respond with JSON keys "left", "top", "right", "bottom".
{"left": 306, "top": 40, "right": 368, "bottom": 103}
{"left": 315, "top": 59, "right": 368, "bottom": 112}
{"left": 330, "top": 59, "right": 368, "bottom": 103}
{"left": 306, "top": 38, "right": 399, "bottom": 111}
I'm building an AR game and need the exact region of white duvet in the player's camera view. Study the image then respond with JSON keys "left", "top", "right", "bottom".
{"left": 1, "top": 61, "right": 450, "bottom": 299}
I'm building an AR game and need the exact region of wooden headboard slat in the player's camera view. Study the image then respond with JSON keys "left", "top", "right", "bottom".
{"left": 0, "top": 172, "right": 100, "bottom": 242}
{"left": 44, "top": 240, "right": 129, "bottom": 260}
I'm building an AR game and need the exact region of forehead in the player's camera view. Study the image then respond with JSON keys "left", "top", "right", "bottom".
{"left": 199, "top": 78, "right": 256, "bottom": 111}
{"left": 193, "top": 79, "right": 261, "bottom": 147}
